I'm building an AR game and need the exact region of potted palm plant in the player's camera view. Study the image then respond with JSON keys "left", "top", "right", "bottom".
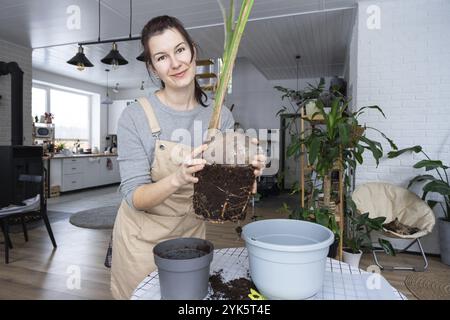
{"left": 388, "top": 145, "right": 450, "bottom": 265}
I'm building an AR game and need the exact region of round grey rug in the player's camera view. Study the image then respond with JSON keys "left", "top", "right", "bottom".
{"left": 69, "top": 205, "right": 118, "bottom": 229}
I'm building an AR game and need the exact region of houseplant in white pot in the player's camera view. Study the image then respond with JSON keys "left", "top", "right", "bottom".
{"left": 388, "top": 145, "right": 450, "bottom": 265}
{"left": 344, "top": 212, "right": 395, "bottom": 268}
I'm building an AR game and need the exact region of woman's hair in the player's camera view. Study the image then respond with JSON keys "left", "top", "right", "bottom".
{"left": 141, "top": 15, "right": 208, "bottom": 107}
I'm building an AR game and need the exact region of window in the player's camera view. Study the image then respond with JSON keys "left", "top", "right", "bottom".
{"left": 31, "top": 87, "right": 46, "bottom": 121}
{"left": 50, "top": 89, "right": 90, "bottom": 141}
{"left": 32, "top": 84, "right": 91, "bottom": 148}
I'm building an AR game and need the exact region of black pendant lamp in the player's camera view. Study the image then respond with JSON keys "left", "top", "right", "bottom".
{"left": 101, "top": 42, "right": 128, "bottom": 69}
{"left": 67, "top": 45, "right": 94, "bottom": 71}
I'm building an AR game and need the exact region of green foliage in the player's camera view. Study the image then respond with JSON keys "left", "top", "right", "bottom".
{"left": 388, "top": 145, "right": 450, "bottom": 221}
{"left": 276, "top": 81, "right": 397, "bottom": 180}
{"left": 56, "top": 142, "right": 66, "bottom": 152}
{"left": 280, "top": 203, "right": 340, "bottom": 240}
{"left": 275, "top": 79, "right": 398, "bottom": 254}
{"left": 299, "top": 94, "right": 396, "bottom": 178}
{"left": 345, "top": 212, "right": 395, "bottom": 255}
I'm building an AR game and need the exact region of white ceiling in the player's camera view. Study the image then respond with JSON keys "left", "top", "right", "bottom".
{"left": 0, "top": 0, "right": 358, "bottom": 89}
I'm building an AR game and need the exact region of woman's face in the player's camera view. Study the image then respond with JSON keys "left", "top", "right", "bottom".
{"left": 148, "top": 28, "right": 196, "bottom": 90}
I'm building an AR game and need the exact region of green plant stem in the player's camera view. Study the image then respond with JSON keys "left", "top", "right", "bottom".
{"left": 208, "top": 0, "right": 254, "bottom": 133}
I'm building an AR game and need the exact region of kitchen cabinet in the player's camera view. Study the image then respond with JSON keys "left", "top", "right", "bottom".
{"left": 84, "top": 156, "right": 101, "bottom": 188}
{"left": 62, "top": 172, "right": 84, "bottom": 192}
{"left": 100, "top": 156, "right": 120, "bottom": 185}
{"left": 50, "top": 155, "right": 120, "bottom": 193}
{"left": 108, "top": 100, "right": 134, "bottom": 134}
{"left": 63, "top": 158, "right": 84, "bottom": 174}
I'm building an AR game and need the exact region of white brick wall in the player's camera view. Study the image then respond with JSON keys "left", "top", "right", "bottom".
{"left": 0, "top": 39, "right": 32, "bottom": 145}
{"left": 351, "top": 0, "right": 450, "bottom": 254}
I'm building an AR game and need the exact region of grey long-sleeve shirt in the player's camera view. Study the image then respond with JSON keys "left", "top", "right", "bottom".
{"left": 117, "top": 90, "right": 235, "bottom": 210}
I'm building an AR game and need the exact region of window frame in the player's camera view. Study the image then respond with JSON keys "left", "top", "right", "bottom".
{"left": 32, "top": 83, "right": 92, "bottom": 144}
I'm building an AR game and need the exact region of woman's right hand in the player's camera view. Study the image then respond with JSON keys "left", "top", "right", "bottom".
{"left": 170, "top": 144, "right": 208, "bottom": 188}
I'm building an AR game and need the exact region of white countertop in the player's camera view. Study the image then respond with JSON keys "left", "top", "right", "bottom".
{"left": 50, "top": 153, "right": 118, "bottom": 159}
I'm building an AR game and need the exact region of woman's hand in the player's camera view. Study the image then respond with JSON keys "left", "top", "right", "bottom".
{"left": 170, "top": 144, "right": 208, "bottom": 188}
{"left": 250, "top": 138, "right": 267, "bottom": 194}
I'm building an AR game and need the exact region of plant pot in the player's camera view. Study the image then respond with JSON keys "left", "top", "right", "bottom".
{"left": 438, "top": 218, "right": 450, "bottom": 266}
{"left": 327, "top": 238, "right": 339, "bottom": 258}
{"left": 303, "top": 99, "right": 320, "bottom": 118}
{"left": 342, "top": 248, "right": 363, "bottom": 268}
{"left": 242, "top": 219, "right": 334, "bottom": 300}
{"left": 193, "top": 164, "right": 255, "bottom": 222}
{"left": 153, "top": 237, "right": 214, "bottom": 300}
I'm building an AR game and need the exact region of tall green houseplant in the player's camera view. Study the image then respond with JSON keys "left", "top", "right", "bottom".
{"left": 388, "top": 145, "right": 450, "bottom": 265}
{"left": 299, "top": 92, "right": 398, "bottom": 208}
{"left": 275, "top": 82, "right": 397, "bottom": 257}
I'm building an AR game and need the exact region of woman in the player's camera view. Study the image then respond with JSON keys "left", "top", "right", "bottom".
{"left": 111, "top": 15, "right": 265, "bottom": 299}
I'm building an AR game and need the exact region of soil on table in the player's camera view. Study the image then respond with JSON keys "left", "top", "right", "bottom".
{"left": 208, "top": 269, "right": 257, "bottom": 300}
{"left": 193, "top": 164, "right": 255, "bottom": 222}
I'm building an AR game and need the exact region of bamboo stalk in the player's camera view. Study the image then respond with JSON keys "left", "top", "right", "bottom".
{"left": 323, "top": 174, "right": 331, "bottom": 207}
{"left": 207, "top": 0, "right": 254, "bottom": 138}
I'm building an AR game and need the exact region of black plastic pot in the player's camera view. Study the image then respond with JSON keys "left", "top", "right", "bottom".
{"left": 327, "top": 239, "right": 339, "bottom": 258}
{"left": 439, "top": 218, "right": 450, "bottom": 266}
{"left": 153, "top": 237, "right": 214, "bottom": 300}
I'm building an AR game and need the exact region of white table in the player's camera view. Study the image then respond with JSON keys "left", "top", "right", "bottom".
{"left": 131, "top": 247, "right": 407, "bottom": 300}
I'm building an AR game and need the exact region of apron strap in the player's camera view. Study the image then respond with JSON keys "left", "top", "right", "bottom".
{"left": 137, "top": 97, "right": 161, "bottom": 138}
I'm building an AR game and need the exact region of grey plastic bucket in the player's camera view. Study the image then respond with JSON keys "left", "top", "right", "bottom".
{"left": 153, "top": 237, "right": 214, "bottom": 300}
{"left": 242, "top": 219, "right": 334, "bottom": 300}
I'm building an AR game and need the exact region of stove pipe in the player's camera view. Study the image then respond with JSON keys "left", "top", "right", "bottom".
{"left": 0, "top": 61, "right": 24, "bottom": 145}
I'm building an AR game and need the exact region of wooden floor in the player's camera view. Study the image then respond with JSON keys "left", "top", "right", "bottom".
{"left": 0, "top": 191, "right": 449, "bottom": 300}
{"left": 359, "top": 252, "right": 449, "bottom": 300}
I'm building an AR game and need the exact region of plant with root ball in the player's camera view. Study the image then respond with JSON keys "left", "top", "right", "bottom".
{"left": 194, "top": 132, "right": 262, "bottom": 222}
{"left": 194, "top": 0, "right": 258, "bottom": 222}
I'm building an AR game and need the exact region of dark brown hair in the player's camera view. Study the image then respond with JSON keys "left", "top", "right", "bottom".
{"left": 141, "top": 15, "right": 208, "bottom": 107}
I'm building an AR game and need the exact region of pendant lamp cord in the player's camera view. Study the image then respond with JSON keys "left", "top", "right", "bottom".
{"left": 98, "top": 0, "right": 101, "bottom": 42}
{"left": 129, "top": 0, "right": 132, "bottom": 38}
{"left": 106, "top": 69, "right": 109, "bottom": 97}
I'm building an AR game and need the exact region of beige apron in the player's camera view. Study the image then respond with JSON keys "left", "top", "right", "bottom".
{"left": 110, "top": 97, "right": 206, "bottom": 300}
